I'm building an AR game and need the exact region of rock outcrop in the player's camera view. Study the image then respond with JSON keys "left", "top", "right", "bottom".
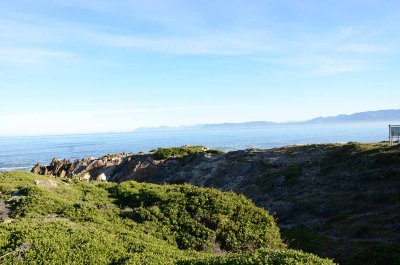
{"left": 31, "top": 153, "right": 132, "bottom": 181}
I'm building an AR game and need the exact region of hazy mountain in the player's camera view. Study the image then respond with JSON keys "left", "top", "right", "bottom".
{"left": 305, "top": 109, "right": 400, "bottom": 124}
{"left": 135, "top": 109, "right": 400, "bottom": 132}
{"left": 135, "top": 121, "right": 278, "bottom": 132}
{"left": 200, "top": 121, "right": 278, "bottom": 129}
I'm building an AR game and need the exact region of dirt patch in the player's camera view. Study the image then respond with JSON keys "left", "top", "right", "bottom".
{"left": 0, "top": 199, "right": 11, "bottom": 222}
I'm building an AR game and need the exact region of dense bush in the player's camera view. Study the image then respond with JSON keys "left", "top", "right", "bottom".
{"left": 0, "top": 172, "right": 204, "bottom": 264}
{"left": 111, "top": 182, "right": 284, "bottom": 252}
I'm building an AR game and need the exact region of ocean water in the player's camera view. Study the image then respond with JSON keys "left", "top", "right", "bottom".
{"left": 0, "top": 123, "right": 391, "bottom": 172}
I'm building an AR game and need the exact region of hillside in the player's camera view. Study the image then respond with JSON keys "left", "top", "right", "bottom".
{"left": 0, "top": 171, "right": 333, "bottom": 264}
{"left": 31, "top": 143, "right": 400, "bottom": 265}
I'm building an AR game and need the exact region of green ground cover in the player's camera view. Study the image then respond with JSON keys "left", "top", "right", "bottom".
{"left": 0, "top": 171, "right": 334, "bottom": 264}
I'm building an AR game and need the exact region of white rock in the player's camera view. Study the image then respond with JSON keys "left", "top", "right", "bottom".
{"left": 80, "top": 173, "right": 91, "bottom": 181}
{"left": 96, "top": 173, "right": 107, "bottom": 182}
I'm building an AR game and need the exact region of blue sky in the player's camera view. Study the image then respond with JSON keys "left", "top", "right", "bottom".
{"left": 0, "top": 0, "right": 399, "bottom": 136}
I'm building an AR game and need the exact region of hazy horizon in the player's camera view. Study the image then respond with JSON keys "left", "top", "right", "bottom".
{"left": 1, "top": 1, "right": 400, "bottom": 136}
{"left": 1, "top": 109, "right": 398, "bottom": 137}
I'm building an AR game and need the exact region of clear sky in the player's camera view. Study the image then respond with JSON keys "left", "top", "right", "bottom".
{"left": 1, "top": 0, "right": 399, "bottom": 136}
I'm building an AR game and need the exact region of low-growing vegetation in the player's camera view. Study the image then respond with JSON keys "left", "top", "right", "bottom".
{"left": 320, "top": 142, "right": 400, "bottom": 175}
{"left": 280, "top": 227, "right": 333, "bottom": 255}
{"left": 179, "top": 248, "right": 335, "bottom": 265}
{"left": 256, "top": 165, "right": 303, "bottom": 191}
{"left": 153, "top": 146, "right": 224, "bottom": 160}
{"left": 0, "top": 171, "right": 333, "bottom": 264}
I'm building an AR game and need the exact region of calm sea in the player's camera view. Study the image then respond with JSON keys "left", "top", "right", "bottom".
{"left": 0, "top": 123, "right": 391, "bottom": 172}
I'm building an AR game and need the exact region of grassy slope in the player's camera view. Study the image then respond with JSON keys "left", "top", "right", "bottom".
{"left": 0, "top": 171, "right": 333, "bottom": 264}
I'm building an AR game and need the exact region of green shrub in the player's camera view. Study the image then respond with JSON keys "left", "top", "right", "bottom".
{"left": 111, "top": 182, "right": 284, "bottom": 252}
{"left": 205, "top": 149, "right": 225, "bottom": 155}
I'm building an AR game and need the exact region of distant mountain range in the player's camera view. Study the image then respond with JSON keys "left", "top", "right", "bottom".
{"left": 305, "top": 109, "right": 400, "bottom": 124}
{"left": 136, "top": 109, "right": 400, "bottom": 132}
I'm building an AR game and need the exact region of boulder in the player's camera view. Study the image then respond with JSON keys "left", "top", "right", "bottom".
{"left": 59, "top": 170, "right": 66, "bottom": 178}
{"left": 80, "top": 173, "right": 91, "bottom": 181}
{"left": 34, "top": 179, "right": 58, "bottom": 189}
{"left": 95, "top": 160, "right": 105, "bottom": 167}
{"left": 31, "top": 164, "right": 42, "bottom": 174}
{"left": 96, "top": 173, "right": 107, "bottom": 182}
{"left": 49, "top": 158, "right": 63, "bottom": 173}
